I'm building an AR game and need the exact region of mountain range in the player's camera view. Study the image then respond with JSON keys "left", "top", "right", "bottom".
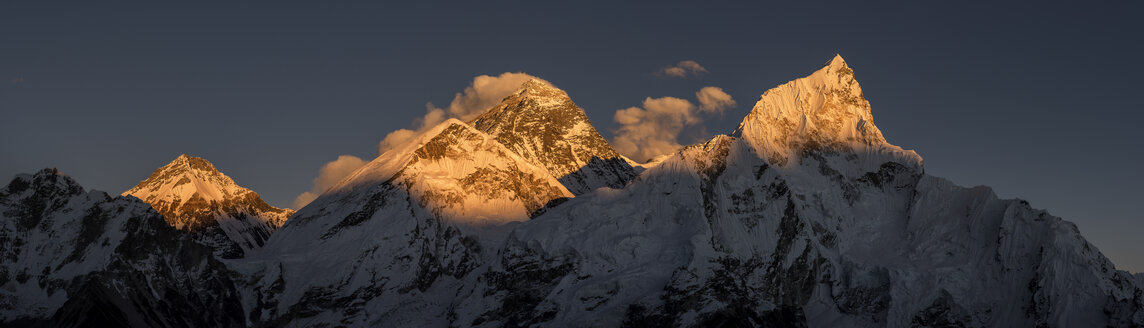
{"left": 1, "top": 55, "right": 1140, "bottom": 327}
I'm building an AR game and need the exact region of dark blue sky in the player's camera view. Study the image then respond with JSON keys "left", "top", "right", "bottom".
{"left": 2, "top": 1, "right": 1141, "bottom": 271}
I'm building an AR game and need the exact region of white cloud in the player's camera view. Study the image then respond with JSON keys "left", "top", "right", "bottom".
{"left": 292, "top": 192, "right": 318, "bottom": 211}
{"left": 657, "top": 60, "right": 708, "bottom": 78}
{"left": 292, "top": 155, "right": 367, "bottom": 209}
{"left": 611, "top": 96, "right": 699, "bottom": 162}
{"left": 696, "top": 86, "right": 736, "bottom": 113}
{"left": 611, "top": 86, "right": 737, "bottom": 162}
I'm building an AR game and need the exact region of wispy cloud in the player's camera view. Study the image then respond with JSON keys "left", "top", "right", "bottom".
{"left": 292, "top": 155, "right": 367, "bottom": 209}
{"left": 657, "top": 60, "right": 707, "bottom": 78}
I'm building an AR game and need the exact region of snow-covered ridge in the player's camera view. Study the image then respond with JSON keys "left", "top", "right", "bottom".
{"left": 123, "top": 154, "right": 293, "bottom": 258}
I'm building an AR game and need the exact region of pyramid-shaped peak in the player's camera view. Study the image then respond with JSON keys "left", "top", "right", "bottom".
{"left": 520, "top": 78, "right": 554, "bottom": 89}
{"left": 736, "top": 55, "right": 906, "bottom": 166}
{"left": 469, "top": 78, "right": 636, "bottom": 195}
{"left": 125, "top": 154, "right": 241, "bottom": 202}
{"left": 123, "top": 154, "right": 292, "bottom": 257}
{"left": 166, "top": 154, "right": 219, "bottom": 173}
{"left": 826, "top": 54, "right": 848, "bottom": 69}
{"left": 511, "top": 78, "right": 569, "bottom": 100}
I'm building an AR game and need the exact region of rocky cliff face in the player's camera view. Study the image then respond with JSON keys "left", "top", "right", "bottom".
{"left": 471, "top": 79, "right": 637, "bottom": 195}
{"left": 0, "top": 169, "right": 244, "bottom": 327}
{"left": 123, "top": 154, "right": 293, "bottom": 258}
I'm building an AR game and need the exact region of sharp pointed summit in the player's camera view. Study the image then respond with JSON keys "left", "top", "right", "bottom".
{"left": 123, "top": 154, "right": 293, "bottom": 258}
{"left": 825, "top": 53, "right": 848, "bottom": 69}
{"left": 470, "top": 78, "right": 637, "bottom": 194}
{"left": 736, "top": 54, "right": 918, "bottom": 169}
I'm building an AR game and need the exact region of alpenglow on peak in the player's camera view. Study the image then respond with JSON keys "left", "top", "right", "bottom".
{"left": 123, "top": 154, "right": 293, "bottom": 258}
{"left": 470, "top": 78, "right": 637, "bottom": 195}
{"left": 736, "top": 54, "right": 905, "bottom": 167}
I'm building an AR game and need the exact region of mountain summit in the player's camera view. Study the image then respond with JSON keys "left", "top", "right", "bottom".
{"left": 471, "top": 78, "right": 636, "bottom": 194}
{"left": 123, "top": 154, "right": 292, "bottom": 258}
{"left": 736, "top": 55, "right": 912, "bottom": 168}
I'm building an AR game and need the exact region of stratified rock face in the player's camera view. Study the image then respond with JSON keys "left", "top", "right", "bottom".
{"left": 0, "top": 169, "right": 244, "bottom": 327}
{"left": 471, "top": 79, "right": 637, "bottom": 195}
{"left": 123, "top": 154, "right": 292, "bottom": 258}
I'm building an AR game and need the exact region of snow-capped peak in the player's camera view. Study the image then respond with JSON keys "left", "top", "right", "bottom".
{"left": 517, "top": 78, "right": 561, "bottom": 93}
{"left": 311, "top": 118, "right": 573, "bottom": 226}
{"left": 124, "top": 154, "right": 243, "bottom": 209}
{"left": 825, "top": 53, "right": 848, "bottom": 70}
{"left": 736, "top": 54, "right": 917, "bottom": 168}
{"left": 470, "top": 79, "right": 637, "bottom": 194}
{"left": 122, "top": 154, "right": 292, "bottom": 257}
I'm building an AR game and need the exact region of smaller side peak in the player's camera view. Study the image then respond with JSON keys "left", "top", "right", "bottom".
{"left": 8, "top": 167, "right": 85, "bottom": 196}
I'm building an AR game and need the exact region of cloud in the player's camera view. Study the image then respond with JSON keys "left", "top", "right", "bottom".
{"left": 611, "top": 96, "right": 699, "bottom": 162}
{"left": 657, "top": 60, "right": 707, "bottom": 78}
{"left": 292, "top": 155, "right": 367, "bottom": 209}
{"left": 377, "top": 72, "right": 540, "bottom": 155}
{"left": 696, "top": 86, "right": 736, "bottom": 113}
{"left": 611, "top": 86, "right": 736, "bottom": 162}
